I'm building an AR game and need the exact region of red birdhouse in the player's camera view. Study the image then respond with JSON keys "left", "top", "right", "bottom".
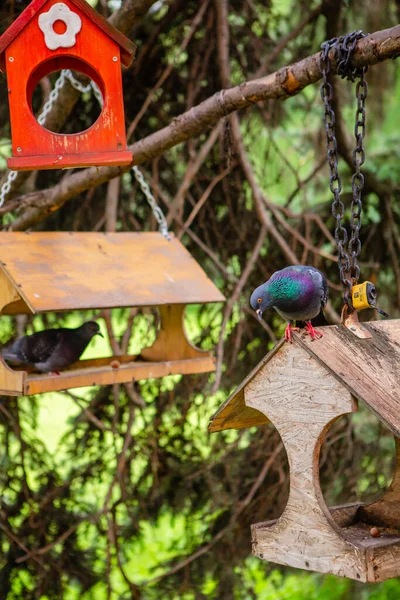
{"left": 0, "top": 0, "right": 136, "bottom": 170}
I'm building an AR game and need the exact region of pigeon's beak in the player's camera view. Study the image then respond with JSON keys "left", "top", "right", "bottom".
{"left": 96, "top": 332, "right": 104, "bottom": 338}
{"left": 256, "top": 308, "right": 263, "bottom": 321}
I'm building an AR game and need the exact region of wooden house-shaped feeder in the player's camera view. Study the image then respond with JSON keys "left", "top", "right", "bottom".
{"left": 0, "top": 0, "right": 136, "bottom": 170}
{"left": 209, "top": 320, "right": 400, "bottom": 583}
{"left": 0, "top": 232, "right": 225, "bottom": 396}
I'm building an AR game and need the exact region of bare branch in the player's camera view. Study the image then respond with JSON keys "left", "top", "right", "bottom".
{"left": 5, "top": 25, "right": 400, "bottom": 230}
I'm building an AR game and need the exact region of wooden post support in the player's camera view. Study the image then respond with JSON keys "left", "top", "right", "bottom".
{"left": 141, "top": 304, "right": 213, "bottom": 362}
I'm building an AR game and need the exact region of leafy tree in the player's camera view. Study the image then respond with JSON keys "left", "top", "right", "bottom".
{"left": 0, "top": 0, "right": 399, "bottom": 598}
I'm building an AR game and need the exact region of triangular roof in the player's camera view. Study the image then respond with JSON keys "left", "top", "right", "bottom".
{"left": 0, "top": 0, "right": 136, "bottom": 69}
{"left": 0, "top": 232, "right": 225, "bottom": 314}
{"left": 209, "top": 320, "right": 400, "bottom": 437}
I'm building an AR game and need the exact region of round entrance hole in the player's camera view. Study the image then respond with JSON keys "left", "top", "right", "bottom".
{"left": 28, "top": 57, "right": 104, "bottom": 134}
{"left": 319, "top": 407, "right": 396, "bottom": 522}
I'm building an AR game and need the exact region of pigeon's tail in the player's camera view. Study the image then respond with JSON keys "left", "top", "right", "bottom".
{"left": 3, "top": 350, "right": 18, "bottom": 361}
{"left": 2, "top": 350, "right": 25, "bottom": 365}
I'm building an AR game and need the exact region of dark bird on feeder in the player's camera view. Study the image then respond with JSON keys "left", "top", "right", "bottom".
{"left": 2, "top": 321, "right": 103, "bottom": 374}
{"left": 250, "top": 265, "right": 328, "bottom": 342}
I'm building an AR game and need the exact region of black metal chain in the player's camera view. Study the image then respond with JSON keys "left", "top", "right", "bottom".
{"left": 319, "top": 31, "right": 368, "bottom": 309}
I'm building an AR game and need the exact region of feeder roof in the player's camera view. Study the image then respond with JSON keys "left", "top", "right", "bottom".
{"left": 209, "top": 320, "right": 400, "bottom": 438}
{"left": 0, "top": 0, "right": 136, "bottom": 69}
{"left": 0, "top": 232, "right": 225, "bottom": 315}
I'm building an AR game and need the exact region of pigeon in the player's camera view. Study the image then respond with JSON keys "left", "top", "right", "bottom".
{"left": 2, "top": 321, "right": 103, "bottom": 374}
{"left": 250, "top": 265, "right": 328, "bottom": 342}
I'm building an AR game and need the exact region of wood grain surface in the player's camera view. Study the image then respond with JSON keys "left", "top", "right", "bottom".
{"left": 0, "top": 232, "right": 225, "bottom": 313}
{"left": 295, "top": 320, "right": 400, "bottom": 437}
{"left": 19, "top": 356, "right": 216, "bottom": 396}
{"left": 209, "top": 332, "right": 400, "bottom": 582}
{"left": 209, "top": 320, "right": 400, "bottom": 436}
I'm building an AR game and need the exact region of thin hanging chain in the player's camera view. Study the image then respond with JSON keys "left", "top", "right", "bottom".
{"left": 131, "top": 166, "right": 170, "bottom": 239}
{"left": 1, "top": 71, "right": 170, "bottom": 239}
{"left": 37, "top": 70, "right": 69, "bottom": 125}
{"left": 0, "top": 170, "right": 18, "bottom": 209}
{"left": 1, "top": 70, "right": 71, "bottom": 209}
{"left": 85, "top": 76, "right": 170, "bottom": 240}
{"left": 319, "top": 31, "right": 367, "bottom": 309}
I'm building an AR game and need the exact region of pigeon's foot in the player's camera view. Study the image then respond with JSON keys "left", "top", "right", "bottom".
{"left": 304, "top": 321, "right": 323, "bottom": 340}
{"left": 49, "top": 371, "right": 61, "bottom": 376}
{"left": 284, "top": 324, "right": 300, "bottom": 343}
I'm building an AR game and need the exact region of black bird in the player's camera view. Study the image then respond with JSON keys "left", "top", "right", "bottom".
{"left": 2, "top": 321, "right": 103, "bottom": 374}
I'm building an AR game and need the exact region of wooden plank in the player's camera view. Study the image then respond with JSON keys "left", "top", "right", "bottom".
{"left": 208, "top": 341, "right": 285, "bottom": 432}
{"left": 253, "top": 501, "right": 400, "bottom": 583}
{"left": 0, "top": 232, "right": 225, "bottom": 314}
{"left": 368, "top": 540, "right": 400, "bottom": 582}
{"left": 7, "top": 151, "right": 133, "bottom": 171}
{"left": 257, "top": 502, "right": 363, "bottom": 530}
{"left": 0, "top": 268, "right": 26, "bottom": 312}
{"left": 294, "top": 320, "right": 400, "bottom": 437}
{"left": 0, "top": 356, "right": 25, "bottom": 395}
{"left": 22, "top": 356, "right": 216, "bottom": 396}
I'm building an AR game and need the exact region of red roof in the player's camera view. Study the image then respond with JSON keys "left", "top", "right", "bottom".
{"left": 0, "top": 0, "right": 136, "bottom": 69}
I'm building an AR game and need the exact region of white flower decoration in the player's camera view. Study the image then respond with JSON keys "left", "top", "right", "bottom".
{"left": 38, "top": 3, "right": 82, "bottom": 51}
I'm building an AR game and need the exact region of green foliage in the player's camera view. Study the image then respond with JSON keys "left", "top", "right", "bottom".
{"left": 1, "top": 0, "right": 400, "bottom": 598}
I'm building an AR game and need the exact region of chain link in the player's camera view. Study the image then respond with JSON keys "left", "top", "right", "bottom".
{"left": 349, "top": 73, "right": 368, "bottom": 282}
{"left": 84, "top": 77, "right": 169, "bottom": 239}
{"left": 1, "top": 70, "right": 170, "bottom": 239}
{"left": 0, "top": 169, "right": 18, "bottom": 209}
{"left": 319, "top": 31, "right": 367, "bottom": 309}
{"left": 131, "top": 166, "right": 170, "bottom": 239}
{"left": 37, "top": 70, "right": 68, "bottom": 125}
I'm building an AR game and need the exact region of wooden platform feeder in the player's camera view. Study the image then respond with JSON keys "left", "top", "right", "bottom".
{"left": 0, "top": 232, "right": 225, "bottom": 396}
{"left": 0, "top": 0, "right": 136, "bottom": 170}
{"left": 209, "top": 320, "right": 400, "bottom": 583}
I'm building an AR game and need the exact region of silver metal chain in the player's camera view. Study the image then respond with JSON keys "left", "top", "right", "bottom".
{"left": 86, "top": 78, "right": 169, "bottom": 239}
{"left": 131, "top": 165, "right": 170, "bottom": 239}
{"left": 0, "top": 70, "right": 170, "bottom": 239}
{"left": 0, "top": 169, "right": 18, "bottom": 209}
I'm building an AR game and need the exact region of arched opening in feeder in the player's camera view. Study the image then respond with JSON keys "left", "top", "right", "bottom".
{"left": 320, "top": 411, "right": 396, "bottom": 509}
{"left": 28, "top": 56, "right": 104, "bottom": 134}
{"left": 319, "top": 411, "right": 399, "bottom": 537}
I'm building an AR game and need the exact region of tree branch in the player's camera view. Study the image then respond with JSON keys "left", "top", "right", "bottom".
{"left": 5, "top": 24, "right": 400, "bottom": 230}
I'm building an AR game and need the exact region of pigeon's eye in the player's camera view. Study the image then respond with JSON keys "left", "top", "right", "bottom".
{"left": 257, "top": 298, "right": 262, "bottom": 304}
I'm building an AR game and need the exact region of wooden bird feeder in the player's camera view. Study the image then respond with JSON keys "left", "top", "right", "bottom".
{"left": 0, "top": 232, "right": 225, "bottom": 396}
{"left": 0, "top": 0, "right": 136, "bottom": 170}
{"left": 209, "top": 320, "right": 400, "bottom": 583}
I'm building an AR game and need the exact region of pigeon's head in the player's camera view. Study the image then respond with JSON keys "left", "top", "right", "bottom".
{"left": 250, "top": 284, "right": 272, "bottom": 321}
{"left": 79, "top": 321, "right": 104, "bottom": 340}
